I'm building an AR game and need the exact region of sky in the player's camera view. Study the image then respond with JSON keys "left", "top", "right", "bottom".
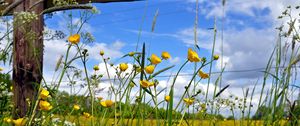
{"left": 1, "top": 0, "right": 300, "bottom": 117}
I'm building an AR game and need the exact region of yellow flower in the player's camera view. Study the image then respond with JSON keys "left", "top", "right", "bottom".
{"left": 13, "top": 118, "right": 26, "bottom": 126}
{"left": 40, "top": 88, "right": 50, "bottom": 99}
{"left": 83, "top": 112, "right": 91, "bottom": 118}
{"left": 150, "top": 54, "right": 162, "bottom": 65}
{"left": 183, "top": 98, "right": 194, "bottom": 106}
{"left": 3, "top": 117, "right": 12, "bottom": 123}
{"left": 0, "top": 67, "right": 3, "bottom": 72}
{"left": 187, "top": 48, "right": 201, "bottom": 62}
{"left": 73, "top": 104, "right": 80, "bottom": 110}
{"left": 128, "top": 52, "right": 135, "bottom": 57}
{"left": 100, "top": 100, "right": 114, "bottom": 108}
{"left": 140, "top": 80, "right": 154, "bottom": 88}
{"left": 145, "top": 65, "right": 155, "bottom": 74}
{"left": 161, "top": 52, "right": 171, "bottom": 60}
{"left": 198, "top": 70, "right": 209, "bottom": 79}
{"left": 100, "top": 50, "right": 104, "bottom": 56}
{"left": 165, "top": 95, "right": 170, "bottom": 102}
{"left": 119, "top": 63, "right": 128, "bottom": 72}
{"left": 213, "top": 55, "right": 219, "bottom": 60}
{"left": 39, "top": 100, "right": 53, "bottom": 111}
{"left": 93, "top": 65, "right": 99, "bottom": 71}
{"left": 68, "top": 34, "right": 80, "bottom": 44}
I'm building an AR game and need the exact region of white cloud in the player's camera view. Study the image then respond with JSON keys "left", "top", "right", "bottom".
{"left": 174, "top": 27, "right": 276, "bottom": 79}
{"left": 169, "top": 56, "right": 180, "bottom": 64}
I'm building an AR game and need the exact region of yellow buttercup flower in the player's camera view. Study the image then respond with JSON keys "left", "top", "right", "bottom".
{"left": 100, "top": 100, "right": 114, "bottom": 108}
{"left": 3, "top": 117, "right": 12, "bottom": 123}
{"left": 68, "top": 34, "right": 80, "bottom": 44}
{"left": 83, "top": 112, "right": 91, "bottom": 118}
{"left": 150, "top": 54, "right": 162, "bottom": 65}
{"left": 145, "top": 65, "right": 155, "bottom": 74}
{"left": 39, "top": 100, "right": 53, "bottom": 111}
{"left": 183, "top": 98, "right": 194, "bottom": 106}
{"left": 13, "top": 118, "right": 26, "bottom": 126}
{"left": 198, "top": 70, "right": 209, "bottom": 79}
{"left": 73, "top": 104, "right": 80, "bottom": 110}
{"left": 40, "top": 88, "right": 50, "bottom": 99}
{"left": 165, "top": 95, "right": 170, "bottom": 102}
{"left": 187, "top": 48, "right": 201, "bottom": 62}
{"left": 119, "top": 63, "right": 128, "bottom": 72}
{"left": 213, "top": 55, "right": 219, "bottom": 60}
{"left": 93, "top": 65, "right": 99, "bottom": 71}
{"left": 140, "top": 80, "right": 154, "bottom": 88}
{"left": 161, "top": 52, "right": 171, "bottom": 60}
{"left": 100, "top": 50, "right": 104, "bottom": 56}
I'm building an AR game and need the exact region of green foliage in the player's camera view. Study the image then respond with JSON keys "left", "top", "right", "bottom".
{"left": 0, "top": 73, "right": 12, "bottom": 115}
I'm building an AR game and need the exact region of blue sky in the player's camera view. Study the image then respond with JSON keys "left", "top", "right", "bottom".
{"left": 1, "top": 0, "right": 300, "bottom": 117}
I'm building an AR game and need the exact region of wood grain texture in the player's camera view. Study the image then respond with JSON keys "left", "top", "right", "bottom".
{"left": 12, "top": 0, "right": 44, "bottom": 118}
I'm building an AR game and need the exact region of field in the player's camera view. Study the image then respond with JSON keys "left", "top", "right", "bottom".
{"left": 1, "top": 0, "right": 300, "bottom": 126}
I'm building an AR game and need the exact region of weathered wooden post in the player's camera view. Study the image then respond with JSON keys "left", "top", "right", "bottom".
{"left": 0, "top": 0, "right": 140, "bottom": 118}
{"left": 12, "top": 0, "right": 44, "bottom": 117}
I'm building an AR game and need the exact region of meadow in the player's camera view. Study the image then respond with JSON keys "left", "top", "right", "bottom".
{"left": 1, "top": 0, "right": 300, "bottom": 126}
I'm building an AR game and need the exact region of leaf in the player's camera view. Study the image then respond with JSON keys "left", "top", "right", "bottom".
{"left": 148, "top": 65, "right": 175, "bottom": 80}
{"left": 260, "top": 70, "right": 280, "bottom": 81}
{"left": 215, "top": 85, "right": 230, "bottom": 97}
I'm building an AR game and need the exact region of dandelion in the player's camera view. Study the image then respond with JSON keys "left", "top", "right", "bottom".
{"left": 213, "top": 55, "right": 219, "bottom": 60}
{"left": 39, "top": 100, "right": 53, "bottom": 111}
{"left": 119, "top": 63, "right": 128, "bottom": 71}
{"left": 128, "top": 52, "right": 135, "bottom": 57}
{"left": 100, "top": 50, "right": 104, "bottom": 56}
{"left": 93, "top": 65, "right": 99, "bottom": 71}
{"left": 150, "top": 54, "right": 162, "bottom": 65}
{"left": 68, "top": 34, "right": 80, "bottom": 44}
{"left": 183, "top": 98, "right": 194, "bottom": 106}
{"left": 165, "top": 95, "right": 170, "bottom": 102}
{"left": 198, "top": 70, "right": 209, "bottom": 79}
{"left": 73, "top": 104, "right": 80, "bottom": 110}
{"left": 13, "top": 118, "right": 26, "bottom": 126}
{"left": 83, "top": 112, "right": 91, "bottom": 118}
{"left": 145, "top": 65, "right": 155, "bottom": 74}
{"left": 187, "top": 48, "right": 201, "bottom": 62}
{"left": 100, "top": 100, "right": 114, "bottom": 108}
{"left": 161, "top": 52, "right": 171, "bottom": 60}
{"left": 40, "top": 88, "right": 50, "bottom": 99}
{"left": 140, "top": 80, "right": 154, "bottom": 88}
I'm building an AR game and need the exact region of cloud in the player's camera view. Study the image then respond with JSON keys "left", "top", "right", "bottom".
{"left": 174, "top": 26, "right": 276, "bottom": 80}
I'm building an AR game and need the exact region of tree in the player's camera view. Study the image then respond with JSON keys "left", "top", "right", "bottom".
{"left": 0, "top": 0, "right": 141, "bottom": 118}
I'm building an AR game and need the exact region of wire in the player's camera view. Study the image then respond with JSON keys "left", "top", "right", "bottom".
{"left": 45, "top": 65, "right": 300, "bottom": 85}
